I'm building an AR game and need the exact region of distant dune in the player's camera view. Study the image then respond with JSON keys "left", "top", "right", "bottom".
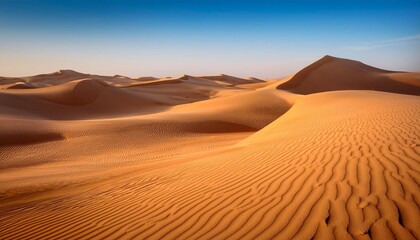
{"left": 277, "top": 55, "right": 420, "bottom": 95}
{"left": 0, "top": 56, "right": 419, "bottom": 239}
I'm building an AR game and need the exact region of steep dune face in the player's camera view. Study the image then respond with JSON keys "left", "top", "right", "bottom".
{"left": 277, "top": 55, "right": 420, "bottom": 95}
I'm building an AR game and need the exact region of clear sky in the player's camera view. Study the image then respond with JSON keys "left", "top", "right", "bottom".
{"left": 0, "top": 0, "right": 419, "bottom": 79}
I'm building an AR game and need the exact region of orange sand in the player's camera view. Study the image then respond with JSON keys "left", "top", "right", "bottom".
{"left": 0, "top": 56, "right": 419, "bottom": 239}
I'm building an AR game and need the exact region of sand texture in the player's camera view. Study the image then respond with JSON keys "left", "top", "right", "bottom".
{"left": 0, "top": 56, "right": 419, "bottom": 239}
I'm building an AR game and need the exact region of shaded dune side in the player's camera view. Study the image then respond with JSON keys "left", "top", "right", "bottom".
{"left": 0, "top": 131, "right": 65, "bottom": 146}
{"left": 136, "top": 76, "right": 159, "bottom": 81}
{"left": 28, "top": 79, "right": 108, "bottom": 106}
{"left": 277, "top": 55, "right": 420, "bottom": 95}
{"left": 0, "top": 91, "right": 418, "bottom": 239}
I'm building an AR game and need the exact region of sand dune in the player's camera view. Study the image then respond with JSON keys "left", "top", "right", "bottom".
{"left": 0, "top": 79, "right": 167, "bottom": 120}
{"left": 171, "top": 87, "right": 297, "bottom": 130}
{"left": 0, "top": 70, "right": 90, "bottom": 87}
{"left": 0, "top": 70, "right": 142, "bottom": 88}
{"left": 277, "top": 55, "right": 420, "bottom": 95}
{"left": 0, "top": 82, "right": 37, "bottom": 89}
{"left": 0, "top": 56, "right": 419, "bottom": 239}
{"left": 194, "top": 74, "right": 263, "bottom": 85}
{"left": 120, "top": 74, "right": 265, "bottom": 106}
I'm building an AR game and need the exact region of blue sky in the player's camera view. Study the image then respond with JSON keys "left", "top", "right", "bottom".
{"left": 0, "top": 0, "right": 419, "bottom": 78}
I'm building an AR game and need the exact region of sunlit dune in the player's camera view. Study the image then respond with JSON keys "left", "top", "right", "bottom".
{"left": 0, "top": 56, "right": 419, "bottom": 239}
{"left": 277, "top": 55, "right": 420, "bottom": 95}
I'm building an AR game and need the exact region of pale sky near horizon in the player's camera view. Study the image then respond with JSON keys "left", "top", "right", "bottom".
{"left": 0, "top": 0, "right": 419, "bottom": 79}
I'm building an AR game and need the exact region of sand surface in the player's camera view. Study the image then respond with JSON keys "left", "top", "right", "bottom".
{"left": 0, "top": 56, "right": 419, "bottom": 239}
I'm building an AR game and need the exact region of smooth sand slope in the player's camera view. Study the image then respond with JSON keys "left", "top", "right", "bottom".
{"left": 277, "top": 55, "right": 420, "bottom": 95}
{"left": 0, "top": 56, "right": 419, "bottom": 240}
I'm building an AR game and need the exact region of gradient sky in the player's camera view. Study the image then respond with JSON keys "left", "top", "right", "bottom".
{"left": 1, "top": 0, "right": 419, "bottom": 79}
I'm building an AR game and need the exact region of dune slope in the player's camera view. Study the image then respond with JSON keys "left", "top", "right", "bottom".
{"left": 277, "top": 55, "right": 420, "bottom": 95}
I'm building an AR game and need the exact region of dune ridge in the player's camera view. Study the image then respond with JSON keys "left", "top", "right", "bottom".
{"left": 277, "top": 55, "right": 420, "bottom": 95}
{"left": 0, "top": 55, "right": 419, "bottom": 239}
